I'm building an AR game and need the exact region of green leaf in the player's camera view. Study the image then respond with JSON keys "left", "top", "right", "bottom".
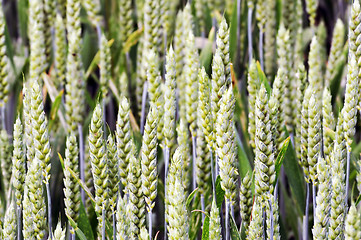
{"left": 50, "top": 90, "right": 64, "bottom": 120}
{"left": 283, "top": 142, "right": 306, "bottom": 212}
{"left": 230, "top": 215, "right": 241, "bottom": 240}
{"left": 66, "top": 214, "right": 88, "bottom": 240}
{"left": 330, "top": 44, "right": 348, "bottom": 103}
{"left": 123, "top": 28, "right": 143, "bottom": 53}
{"left": 201, "top": 216, "right": 210, "bottom": 240}
{"left": 78, "top": 203, "right": 94, "bottom": 240}
{"left": 256, "top": 61, "right": 271, "bottom": 96}
{"left": 237, "top": 134, "right": 252, "bottom": 179}
{"left": 274, "top": 137, "right": 290, "bottom": 186}
{"left": 187, "top": 188, "right": 199, "bottom": 207}
{"left": 215, "top": 176, "right": 225, "bottom": 209}
{"left": 58, "top": 153, "right": 65, "bottom": 170}
{"left": 200, "top": 27, "right": 215, "bottom": 74}
{"left": 85, "top": 39, "right": 115, "bottom": 79}
{"left": 229, "top": 2, "right": 238, "bottom": 64}
{"left": 356, "top": 194, "right": 361, "bottom": 206}
{"left": 49, "top": 90, "right": 64, "bottom": 130}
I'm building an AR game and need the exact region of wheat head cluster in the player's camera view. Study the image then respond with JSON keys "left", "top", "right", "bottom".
{"left": 0, "top": 0, "right": 360, "bottom": 239}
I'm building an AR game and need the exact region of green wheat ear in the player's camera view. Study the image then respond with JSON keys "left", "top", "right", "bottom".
{"left": 328, "top": 147, "right": 346, "bottom": 239}
{"left": 196, "top": 67, "right": 212, "bottom": 196}
{"left": 0, "top": 129, "right": 11, "bottom": 194}
{"left": 63, "top": 135, "right": 81, "bottom": 225}
{"left": 166, "top": 147, "right": 189, "bottom": 239}
{"left": 127, "top": 153, "right": 146, "bottom": 238}
{"left": 239, "top": 172, "right": 253, "bottom": 229}
{"left": 325, "top": 19, "right": 345, "bottom": 86}
{"left": 163, "top": 46, "right": 177, "bottom": 151}
{"left": 184, "top": 30, "right": 199, "bottom": 135}
{"left": 312, "top": 156, "right": 331, "bottom": 239}
{"left": 0, "top": 2, "right": 9, "bottom": 105}
{"left": 141, "top": 104, "right": 158, "bottom": 212}
{"left": 247, "top": 60, "right": 259, "bottom": 149}
{"left": 254, "top": 84, "right": 275, "bottom": 196}
{"left": 100, "top": 33, "right": 111, "bottom": 100}
{"left": 208, "top": 198, "right": 222, "bottom": 239}
{"left": 12, "top": 117, "right": 26, "bottom": 208}
{"left": 246, "top": 197, "right": 264, "bottom": 239}
{"left": 22, "top": 158, "right": 47, "bottom": 239}
{"left": 116, "top": 95, "right": 132, "bottom": 189}
{"left": 2, "top": 202, "right": 16, "bottom": 239}
{"left": 82, "top": 0, "right": 102, "bottom": 27}
{"left": 344, "top": 202, "right": 361, "bottom": 240}
{"left": 119, "top": 0, "right": 133, "bottom": 44}
{"left": 53, "top": 221, "right": 66, "bottom": 240}
{"left": 88, "top": 103, "right": 108, "bottom": 235}
{"left": 216, "top": 86, "right": 238, "bottom": 201}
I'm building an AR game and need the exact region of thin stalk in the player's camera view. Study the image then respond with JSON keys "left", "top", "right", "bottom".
{"left": 345, "top": 150, "right": 350, "bottom": 207}
{"left": 215, "top": 155, "right": 219, "bottom": 178}
{"left": 225, "top": 198, "right": 230, "bottom": 240}
{"left": 102, "top": 208, "right": 106, "bottom": 240}
{"left": 125, "top": 52, "right": 132, "bottom": 96}
{"left": 192, "top": 135, "right": 197, "bottom": 191}
{"left": 268, "top": 198, "right": 274, "bottom": 240}
{"left": 1, "top": 105, "right": 5, "bottom": 130}
{"left": 78, "top": 124, "right": 86, "bottom": 207}
{"left": 312, "top": 183, "right": 316, "bottom": 221}
{"left": 163, "top": 31, "right": 167, "bottom": 79}
{"left": 102, "top": 98, "right": 107, "bottom": 139}
{"left": 274, "top": 179, "right": 279, "bottom": 200}
{"left": 148, "top": 210, "right": 153, "bottom": 238}
{"left": 70, "top": 231, "right": 75, "bottom": 240}
{"left": 235, "top": 0, "right": 241, "bottom": 72}
{"left": 231, "top": 204, "right": 234, "bottom": 219}
{"left": 263, "top": 208, "right": 266, "bottom": 239}
{"left": 140, "top": 81, "right": 148, "bottom": 135}
{"left": 17, "top": 206, "right": 22, "bottom": 240}
{"left": 113, "top": 212, "right": 116, "bottom": 240}
{"left": 247, "top": 8, "right": 253, "bottom": 65}
{"left": 259, "top": 29, "right": 264, "bottom": 71}
{"left": 210, "top": 150, "right": 215, "bottom": 196}
{"left": 201, "top": 194, "right": 205, "bottom": 223}
{"left": 46, "top": 182, "right": 53, "bottom": 240}
{"left": 303, "top": 182, "right": 310, "bottom": 240}
{"left": 164, "top": 146, "right": 170, "bottom": 240}
{"left": 96, "top": 24, "right": 102, "bottom": 47}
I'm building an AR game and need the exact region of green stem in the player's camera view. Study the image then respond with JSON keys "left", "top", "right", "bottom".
{"left": 102, "top": 208, "right": 106, "bottom": 240}
{"left": 46, "top": 182, "right": 53, "bottom": 240}
{"left": 303, "top": 182, "right": 310, "bottom": 240}
{"left": 17, "top": 206, "right": 22, "bottom": 240}
{"left": 78, "top": 124, "right": 86, "bottom": 207}
{"left": 140, "top": 81, "right": 148, "bottom": 135}
{"left": 192, "top": 135, "right": 197, "bottom": 191}
{"left": 248, "top": 8, "right": 253, "bottom": 65}
{"left": 345, "top": 150, "right": 350, "bottom": 207}
{"left": 225, "top": 198, "right": 230, "bottom": 240}
{"left": 148, "top": 210, "right": 152, "bottom": 239}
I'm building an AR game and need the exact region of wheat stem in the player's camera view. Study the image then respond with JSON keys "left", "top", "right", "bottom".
{"left": 78, "top": 124, "right": 85, "bottom": 207}
{"left": 140, "top": 82, "right": 148, "bottom": 135}
{"left": 248, "top": 8, "right": 253, "bottom": 64}
{"left": 225, "top": 198, "right": 230, "bottom": 240}
{"left": 345, "top": 150, "right": 350, "bottom": 206}
{"left": 102, "top": 207, "right": 106, "bottom": 240}
{"left": 201, "top": 194, "right": 205, "bottom": 223}
{"left": 259, "top": 30, "right": 264, "bottom": 71}
{"left": 192, "top": 135, "right": 197, "bottom": 191}
{"left": 303, "top": 182, "right": 310, "bottom": 240}
{"left": 46, "top": 182, "right": 53, "bottom": 240}
{"left": 148, "top": 211, "right": 152, "bottom": 238}
{"left": 17, "top": 206, "right": 21, "bottom": 240}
